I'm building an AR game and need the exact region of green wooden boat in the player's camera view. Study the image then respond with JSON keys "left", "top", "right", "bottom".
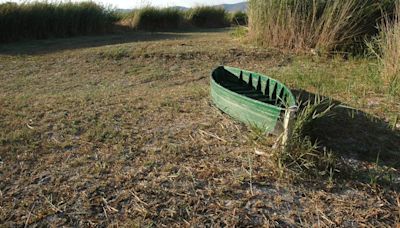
{"left": 211, "top": 66, "right": 297, "bottom": 134}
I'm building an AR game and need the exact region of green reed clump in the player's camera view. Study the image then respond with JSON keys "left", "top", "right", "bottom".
{"left": 0, "top": 1, "right": 118, "bottom": 42}
{"left": 124, "top": 7, "right": 184, "bottom": 31}
{"left": 279, "top": 96, "right": 337, "bottom": 177}
{"left": 368, "top": 1, "right": 400, "bottom": 96}
{"left": 186, "top": 6, "right": 230, "bottom": 28}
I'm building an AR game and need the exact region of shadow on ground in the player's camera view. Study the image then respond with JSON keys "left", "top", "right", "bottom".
{"left": 293, "top": 89, "right": 400, "bottom": 170}
{"left": 0, "top": 31, "right": 192, "bottom": 55}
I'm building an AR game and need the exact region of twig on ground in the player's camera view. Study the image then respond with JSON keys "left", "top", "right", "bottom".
{"left": 24, "top": 203, "right": 35, "bottom": 228}
{"left": 129, "top": 190, "right": 149, "bottom": 206}
{"left": 199, "top": 129, "right": 227, "bottom": 142}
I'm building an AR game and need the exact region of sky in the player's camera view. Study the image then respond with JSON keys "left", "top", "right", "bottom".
{"left": 0, "top": 0, "right": 245, "bottom": 9}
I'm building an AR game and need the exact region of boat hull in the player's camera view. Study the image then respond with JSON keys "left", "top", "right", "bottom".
{"left": 211, "top": 66, "right": 296, "bottom": 133}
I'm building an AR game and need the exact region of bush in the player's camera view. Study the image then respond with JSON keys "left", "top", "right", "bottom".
{"left": 122, "top": 6, "right": 231, "bottom": 30}
{"left": 186, "top": 6, "right": 229, "bottom": 28}
{"left": 230, "top": 11, "right": 248, "bottom": 26}
{"left": 0, "top": 1, "right": 118, "bottom": 42}
{"left": 125, "top": 7, "right": 184, "bottom": 31}
{"left": 248, "top": 0, "right": 396, "bottom": 54}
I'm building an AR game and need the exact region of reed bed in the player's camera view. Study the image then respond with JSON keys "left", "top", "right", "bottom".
{"left": 248, "top": 0, "right": 394, "bottom": 53}
{"left": 0, "top": 1, "right": 118, "bottom": 42}
{"left": 1, "top": 2, "right": 234, "bottom": 40}
{"left": 186, "top": 6, "right": 230, "bottom": 28}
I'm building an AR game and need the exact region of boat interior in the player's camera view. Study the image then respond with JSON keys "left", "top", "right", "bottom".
{"left": 212, "top": 67, "right": 289, "bottom": 108}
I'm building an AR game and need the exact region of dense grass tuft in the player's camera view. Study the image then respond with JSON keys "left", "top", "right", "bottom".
{"left": 0, "top": 1, "right": 118, "bottom": 42}
{"left": 186, "top": 6, "right": 230, "bottom": 28}
{"left": 278, "top": 96, "right": 337, "bottom": 177}
{"left": 371, "top": 1, "right": 400, "bottom": 96}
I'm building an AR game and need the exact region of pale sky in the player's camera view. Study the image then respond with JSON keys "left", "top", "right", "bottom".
{"left": 0, "top": 0, "right": 246, "bottom": 9}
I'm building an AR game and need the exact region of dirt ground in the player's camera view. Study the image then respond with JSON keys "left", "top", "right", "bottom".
{"left": 0, "top": 29, "right": 399, "bottom": 227}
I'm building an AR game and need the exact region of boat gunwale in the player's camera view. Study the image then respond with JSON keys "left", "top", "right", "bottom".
{"left": 211, "top": 83, "right": 281, "bottom": 119}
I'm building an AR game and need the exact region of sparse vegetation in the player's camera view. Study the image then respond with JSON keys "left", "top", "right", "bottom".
{"left": 0, "top": 0, "right": 400, "bottom": 225}
{"left": 0, "top": 1, "right": 118, "bottom": 42}
{"left": 0, "top": 28, "right": 399, "bottom": 227}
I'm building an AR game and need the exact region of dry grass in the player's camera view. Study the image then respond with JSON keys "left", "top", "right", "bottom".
{"left": 0, "top": 29, "right": 399, "bottom": 226}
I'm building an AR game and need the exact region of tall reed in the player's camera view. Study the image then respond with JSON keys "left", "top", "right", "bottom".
{"left": 377, "top": 1, "right": 400, "bottom": 95}
{"left": 248, "top": 0, "right": 391, "bottom": 53}
{"left": 0, "top": 2, "right": 118, "bottom": 42}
